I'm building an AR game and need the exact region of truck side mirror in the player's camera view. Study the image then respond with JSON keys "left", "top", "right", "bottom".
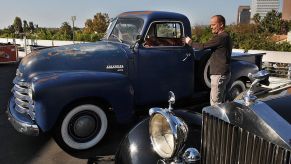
{"left": 131, "top": 35, "right": 143, "bottom": 53}
{"left": 136, "top": 35, "right": 142, "bottom": 41}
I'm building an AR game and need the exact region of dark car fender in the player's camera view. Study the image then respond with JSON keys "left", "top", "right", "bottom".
{"left": 31, "top": 71, "right": 134, "bottom": 132}
{"left": 230, "top": 60, "right": 259, "bottom": 84}
{"left": 115, "top": 110, "right": 202, "bottom": 164}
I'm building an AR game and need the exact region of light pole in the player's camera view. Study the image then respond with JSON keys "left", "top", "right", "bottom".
{"left": 71, "top": 16, "right": 76, "bottom": 43}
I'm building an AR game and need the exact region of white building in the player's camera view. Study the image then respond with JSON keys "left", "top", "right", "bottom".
{"left": 251, "top": 0, "right": 279, "bottom": 19}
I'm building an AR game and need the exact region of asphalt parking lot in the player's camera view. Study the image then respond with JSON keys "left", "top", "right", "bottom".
{"left": 0, "top": 62, "right": 123, "bottom": 164}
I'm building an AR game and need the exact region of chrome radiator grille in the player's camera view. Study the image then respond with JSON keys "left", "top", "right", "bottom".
{"left": 12, "top": 75, "right": 35, "bottom": 120}
{"left": 201, "top": 112, "right": 291, "bottom": 164}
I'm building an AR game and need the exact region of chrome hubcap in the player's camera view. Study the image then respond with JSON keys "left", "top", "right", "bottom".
{"left": 68, "top": 111, "right": 101, "bottom": 142}
{"left": 73, "top": 115, "right": 96, "bottom": 138}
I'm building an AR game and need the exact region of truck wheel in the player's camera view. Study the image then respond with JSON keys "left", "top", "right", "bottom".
{"left": 203, "top": 60, "right": 211, "bottom": 88}
{"left": 228, "top": 80, "right": 246, "bottom": 101}
{"left": 54, "top": 104, "right": 108, "bottom": 151}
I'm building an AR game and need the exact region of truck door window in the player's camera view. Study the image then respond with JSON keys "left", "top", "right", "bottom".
{"left": 144, "top": 22, "right": 184, "bottom": 48}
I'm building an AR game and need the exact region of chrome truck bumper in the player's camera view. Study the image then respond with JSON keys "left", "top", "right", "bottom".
{"left": 7, "top": 97, "right": 39, "bottom": 136}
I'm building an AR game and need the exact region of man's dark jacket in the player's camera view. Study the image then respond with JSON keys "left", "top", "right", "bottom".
{"left": 192, "top": 31, "right": 232, "bottom": 75}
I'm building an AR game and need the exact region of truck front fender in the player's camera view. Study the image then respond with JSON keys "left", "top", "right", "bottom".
{"left": 115, "top": 110, "right": 202, "bottom": 164}
{"left": 32, "top": 71, "right": 134, "bottom": 132}
{"left": 230, "top": 60, "right": 259, "bottom": 84}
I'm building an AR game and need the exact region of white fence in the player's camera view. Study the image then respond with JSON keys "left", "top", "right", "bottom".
{"left": 0, "top": 38, "right": 86, "bottom": 47}
{"left": 0, "top": 38, "right": 87, "bottom": 58}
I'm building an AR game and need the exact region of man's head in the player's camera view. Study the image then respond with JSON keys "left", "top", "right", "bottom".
{"left": 210, "top": 15, "right": 225, "bottom": 34}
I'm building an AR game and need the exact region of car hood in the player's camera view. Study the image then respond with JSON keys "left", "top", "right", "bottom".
{"left": 18, "top": 41, "right": 130, "bottom": 81}
{"left": 203, "top": 95, "right": 291, "bottom": 150}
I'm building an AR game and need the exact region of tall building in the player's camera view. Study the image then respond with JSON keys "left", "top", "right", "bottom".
{"left": 250, "top": 0, "right": 279, "bottom": 19}
{"left": 282, "top": 0, "right": 291, "bottom": 21}
{"left": 237, "top": 6, "right": 251, "bottom": 24}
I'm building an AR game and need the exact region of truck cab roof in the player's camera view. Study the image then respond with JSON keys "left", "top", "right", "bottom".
{"left": 116, "top": 11, "right": 192, "bottom": 38}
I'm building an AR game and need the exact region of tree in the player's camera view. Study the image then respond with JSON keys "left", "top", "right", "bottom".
{"left": 29, "top": 21, "right": 35, "bottom": 33}
{"left": 23, "top": 20, "right": 28, "bottom": 33}
{"left": 260, "top": 10, "right": 282, "bottom": 34}
{"left": 83, "top": 19, "right": 94, "bottom": 34}
{"left": 56, "top": 22, "right": 73, "bottom": 40}
{"left": 13, "top": 16, "right": 23, "bottom": 34}
{"left": 252, "top": 13, "right": 261, "bottom": 24}
{"left": 92, "top": 13, "right": 109, "bottom": 33}
{"left": 8, "top": 25, "right": 15, "bottom": 34}
{"left": 83, "top": 12, "right": 109, "bottom": 34}
{"left": 59, "top": 22, "right": 72, "bottom": 34}
{"left": 191, "top": 25, "right": 212, "bottom": 44}
{"left": 280, "top": 20, "right": 289, "bottom": 34}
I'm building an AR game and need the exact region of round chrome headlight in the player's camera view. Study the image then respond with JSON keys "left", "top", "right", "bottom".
{"left": 149, "top": 108, "right": 188, "bottom": 159}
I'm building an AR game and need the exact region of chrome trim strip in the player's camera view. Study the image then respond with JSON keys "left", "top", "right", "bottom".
{"left": 12, "top": 77, "right": 35, "bottom": 120}
{"left": 14, "top": 84, "right": 29, "bottom": 93}
{"left": 13, "top": 78, "right": 30, "bottom": 87}
{"left": 14, "top": 91, "right": 33, "bottom": 104}
{"left": 15, "top": 104, "right": 27, "bottom": 114}
{"left": 15, "top": 98, "right": 34, "bottom": 109}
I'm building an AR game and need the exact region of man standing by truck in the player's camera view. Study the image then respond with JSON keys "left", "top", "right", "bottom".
{"left": 184, "top": 15, "right": 232, "bottom": 105}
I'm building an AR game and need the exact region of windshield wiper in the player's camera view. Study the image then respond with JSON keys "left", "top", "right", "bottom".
{"left": 110, "top": 34, "right": 123, "bottom": 43}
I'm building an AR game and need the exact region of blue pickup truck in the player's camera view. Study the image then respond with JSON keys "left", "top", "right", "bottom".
{"left": 7, "top": 11, "right": 264, "bottom": 152}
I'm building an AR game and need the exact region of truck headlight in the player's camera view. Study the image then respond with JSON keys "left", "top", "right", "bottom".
{"left": 149, "top": 108, "right": 188, "bottom": 159}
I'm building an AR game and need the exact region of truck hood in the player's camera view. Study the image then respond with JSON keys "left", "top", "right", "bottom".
{"left": 18, "top": 41, "right": 130, "bottom": 81}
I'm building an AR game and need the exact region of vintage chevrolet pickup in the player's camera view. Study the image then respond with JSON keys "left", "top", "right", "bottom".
{"left": 7, "top": 11, "right": 265, "bottom": 152}
{"left": 115, "top": 70, "right": 291, "bottom": 164}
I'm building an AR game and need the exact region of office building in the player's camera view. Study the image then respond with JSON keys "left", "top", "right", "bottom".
{"left": 237, "top": 6, "right": 251, "bottom": 24}
{"left": 282, "top": 0, "right": 291, "bottom": 20}
{"left": 251, "top": 0, "right": 279, "bottom": 19}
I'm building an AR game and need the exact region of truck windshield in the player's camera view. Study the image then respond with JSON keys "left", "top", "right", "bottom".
{"left": 107, "top": 18, "right": 144, "bottom": 45}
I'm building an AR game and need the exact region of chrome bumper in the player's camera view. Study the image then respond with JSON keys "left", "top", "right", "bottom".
{"left": 7, "top": 97, "right": 39, "bottom": 136}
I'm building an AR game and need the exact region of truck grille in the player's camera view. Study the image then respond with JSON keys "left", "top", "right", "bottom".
{"left": 201, "top": 112, "right": 291, "bottom": 164}
{"left": 12, "top": 75, "right": 35, "bottom": 120}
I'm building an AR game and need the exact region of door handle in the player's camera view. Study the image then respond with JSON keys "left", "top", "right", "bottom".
{"left": 182, "top": 53, "right": 191, "bottom": 62}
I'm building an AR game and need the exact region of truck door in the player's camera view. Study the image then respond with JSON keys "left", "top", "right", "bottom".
{"left": 135, "top": 21, "right": 194, "bottom": 105}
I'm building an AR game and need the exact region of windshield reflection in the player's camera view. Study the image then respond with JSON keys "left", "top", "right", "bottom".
{"left": 106, "top": 18, "right": 144, "bottom": 45}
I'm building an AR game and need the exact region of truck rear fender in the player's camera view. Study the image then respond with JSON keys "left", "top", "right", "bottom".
{"left": 32, "top": 71, "right": 134, "bottom": 132}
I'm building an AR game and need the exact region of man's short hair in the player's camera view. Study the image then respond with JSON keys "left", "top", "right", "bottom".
{"left": 212, "top": 15, "right": 225, "bottom": 27}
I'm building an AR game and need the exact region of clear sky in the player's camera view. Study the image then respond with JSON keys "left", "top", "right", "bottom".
{"left": 0, "top": 0, "right": 282, "bottom": 29}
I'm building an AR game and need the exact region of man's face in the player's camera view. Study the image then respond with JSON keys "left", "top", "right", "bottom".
{"left": 210, "top": 17, "right": 223, "bottom": 34}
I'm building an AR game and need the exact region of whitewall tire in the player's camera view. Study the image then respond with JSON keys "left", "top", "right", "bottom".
{"left": 58, "top": 104, "right": 108, "bottom": 150}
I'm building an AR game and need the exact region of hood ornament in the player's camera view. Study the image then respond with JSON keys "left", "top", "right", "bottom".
{"left": 244, "top": 70, "right": 269, "bottom": 106}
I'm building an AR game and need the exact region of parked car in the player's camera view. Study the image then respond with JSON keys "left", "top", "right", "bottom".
{"left": 8, "top": 11, "right": 265, "bottom": 153}
{"left": 115, "top": 70, "right": 291, "bottom": 164}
